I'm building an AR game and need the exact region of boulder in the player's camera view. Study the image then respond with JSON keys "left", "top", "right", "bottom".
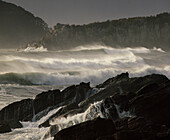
{"left": 54, "top": 117, "right": 116, "bottom": 140}
{"left": 130, "top": 80, "right": 170, "bottom": 127}
{"left": 80, "top": 73, "right": 168, "bottom": 109}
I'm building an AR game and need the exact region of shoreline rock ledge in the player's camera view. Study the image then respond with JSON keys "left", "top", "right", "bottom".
{"left": 0, "top": 73, "right": 169, "bottom": 140}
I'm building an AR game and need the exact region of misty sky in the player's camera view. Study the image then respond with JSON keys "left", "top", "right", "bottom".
{"left": 4, "top": 0, "right": 170, "bottom": 27}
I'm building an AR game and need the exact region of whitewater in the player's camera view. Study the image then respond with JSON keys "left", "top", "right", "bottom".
{"left": 0, "top": 45, "right": 170, "bottom": 109}
{"left": 0, "top": 45, "right": 170, "bottom": 139}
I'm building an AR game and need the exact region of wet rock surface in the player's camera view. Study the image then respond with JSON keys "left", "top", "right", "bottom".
{"left": 54, "top": 117, "right": 116, "bottom": 140}
{"left": 0, "top": 121, "right": 11, "bottom": 134}
{"left": 0, "top": 73, "right": 169, "bottom": 140}
{"left": 0, "top": 82, "right": 92, "bottom": 122}
{"left": 53, "top": 73, "right": 170, "bottom": 140}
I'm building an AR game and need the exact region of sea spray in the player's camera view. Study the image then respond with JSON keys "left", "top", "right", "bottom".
{"left": 43, "top": 101, "right": 104, "bottom": 139}
{"left": 43, "top": 98, "right": 132, "bottom": 139}
{"left": 0, "top": 107, "right": 62, "bottom": 140}
{"left": 114, "top": 104, "right": 132, "bottom": 118}
{"left": 0, "top": 47, "right": 169, "bottom": 86}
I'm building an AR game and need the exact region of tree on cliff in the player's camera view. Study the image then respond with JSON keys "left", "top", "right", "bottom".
{"left": 0, "top": 0, "right": 49, "bottom": 49}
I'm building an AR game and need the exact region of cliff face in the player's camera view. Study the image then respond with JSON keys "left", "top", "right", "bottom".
{"left": 0, "top": 0, "right": 49, "bottom": 48}
{"left": 40, "top": 13, "right": 170, "bottom": 50}
{"left": 1, "top": 0, "right": 169, "bottom": 50}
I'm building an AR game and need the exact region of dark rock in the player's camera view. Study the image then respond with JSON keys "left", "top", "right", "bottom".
{"left": 80, "top": 73, "right": 168, "bottom": 112}
{"left": 96, "top": 135, "right": 115, "bottom": 140}
{"left": 0, "top": 82, "right": 92, "bottom": 122}
{"left": 54, "top": 117, "right": 116, "bottom": 140}
{"left": 7, "top": 120, "right": 23, "bottom": 129}
{"left": 114, "top": 117, "right": 129, "bottom": 131}
{"left": 114, "top": 116, "right": 165, "bottom": 138}
{"left": 113, "top": 130, "right": 141, "bottom": 140}
{"left": 0, "top": 121, "right": 11, "bottom": 133}
{"left": 111, "top": 94, "right": 129, "bottom": 111}
{"left": 101, "top": 97, "right": 119, "bottom": 120}
{"left": 0, "top": 99, "right": 33, "bottom": 121}
{"left": 130, "top": 80, "right": 170, "bottom": 127}
{"left": 38, "top": 13, "right": 170, "bottom": 51}
{"left": 39, "top": 103, "right": 79, "bottom": 128}
{"left": 34, "top": 89, "right": 61, "bottom": 114}
{"left": 114, "top": 116, "right": 148, "bottom": 132}
{"left": 156, "top": 128, "right": 170, "bottom": 140}
{"left": 0, "top": 72, "right": 169, "bottom": 139}
{"left": 97, "top": 72, "right": 129, "bottom": 88}
{"left": 127, "top": 116, "right": 146, "bottom": 130}
{"left": 136, "top": 83, "right": 159, "bottom": 95}
{"left": 0, "top": 1, "right": 49, "bottom": 49}
{"left": 126, "top": 92, "right": 136, "bottom": 100}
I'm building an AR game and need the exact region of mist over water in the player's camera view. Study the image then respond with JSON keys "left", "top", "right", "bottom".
{"left": 0, "top": 45, "right": 170, "bottom": 140}
{"left": 0, "top": 45, "right": 169, "bottom": 86}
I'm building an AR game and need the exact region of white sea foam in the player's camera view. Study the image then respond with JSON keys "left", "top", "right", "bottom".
{"left": 0, "top": 45, "right": 169, "bottom": 140}
{"left": 18, "top": 46, "right": 48, "bottom": 52}
{"left": 42, "top": 101, "right": 103, "bottom": 139}
{"left": 71, "top": 45, "right": 150, "bottom": 54}
{"left": 0, "top": 46, "right": 169, "bottom": 86}
{"left": 0, "top": 107, "right": 62, "bottom": 140}
{"left": 152, "top": 47, "right": 165, "bottom": 52}
{"left": 44, "top": 99, "right": 132, "bottom": 139}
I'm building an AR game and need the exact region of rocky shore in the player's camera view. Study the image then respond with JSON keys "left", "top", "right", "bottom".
{"left": 0, "top": 73, "right": 169, "bottom": 139}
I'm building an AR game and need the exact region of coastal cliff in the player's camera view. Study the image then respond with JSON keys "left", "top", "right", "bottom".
{"left": 0, "top": 0, "right": 49, "bottom": 48}
{"left": 0, "top": 1, "right": 169, "bottom": 51}
{"left": 38, "top": 13, "right": 170, "bottom": 50}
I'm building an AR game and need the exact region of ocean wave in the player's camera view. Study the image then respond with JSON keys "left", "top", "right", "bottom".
{"left": 17, "top": 46, "right": 48, "bottom": 52}
{"left": 0, "top": 64, "right": 169, "bottom": 86}
{"left": 0, "top": 46, "right": 169, "bottom": 85}
{"left": 152, "top": 47, "right": 165, "bottom": 52}
{"left": 0, "top": 47, "right": 149, "bottom": 73}
{"left": 68, "top": 45, "right": 151, "bottom": 54}
{"left": 0, "top": 73, "right": 33, "bottom": 85}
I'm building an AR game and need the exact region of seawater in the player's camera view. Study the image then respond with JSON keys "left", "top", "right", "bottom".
{"left": 0, "top": 45, "right": 170, "bottom": 139}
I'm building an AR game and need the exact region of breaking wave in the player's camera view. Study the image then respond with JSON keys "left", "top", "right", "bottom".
{"left": 0, "top": 46, "right": 169, "bottom": 85}
{"left": 0, "top": 65, "right": 169, "bottom": 86}
{"left": 18, "top": 46, "right": 47, "bottom": 52}
{"left": 152, "top": 47, "right": 165, "bottom": 52}
{"left": 67, "top": 45, "right": 151, "bottom": 54}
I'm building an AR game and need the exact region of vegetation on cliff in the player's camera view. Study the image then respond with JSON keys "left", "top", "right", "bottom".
{"left": 39, "top": 13, "right": 170, "bottom": 50}
{"left": 0, "top": 0, "right": 49, "bottom": 48}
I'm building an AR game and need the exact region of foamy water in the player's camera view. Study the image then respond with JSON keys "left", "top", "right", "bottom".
{"left": 0, "top": 45, "right": 170, "bottom": 139}
{"left": 0, "top": 45, "right": 170, "bottom": 108}
{"left": 0, "top": 45, "right": 169, "bottom": 86}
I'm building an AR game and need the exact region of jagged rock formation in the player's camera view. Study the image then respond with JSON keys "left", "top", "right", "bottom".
{"left": 0, "top": 73, "right": 169, "bottom": 138}
{"left": 0, "top": 82, "right": 92, "bottom": 121}
{"left": 54, "top": 74, "right": 170, "bottom": 140}
{"left": 37, "top": 13, "right": 170, "bottom": 50}
{"left": 54, "top": 116, "right": 170, "bottom": 140}
{"left": 0, "top": 0, "right": 49, "bottom": 48}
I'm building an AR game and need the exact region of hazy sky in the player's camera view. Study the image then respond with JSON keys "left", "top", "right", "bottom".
{"left": 4, "top": 0, "right": 170, "bottom": 27}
